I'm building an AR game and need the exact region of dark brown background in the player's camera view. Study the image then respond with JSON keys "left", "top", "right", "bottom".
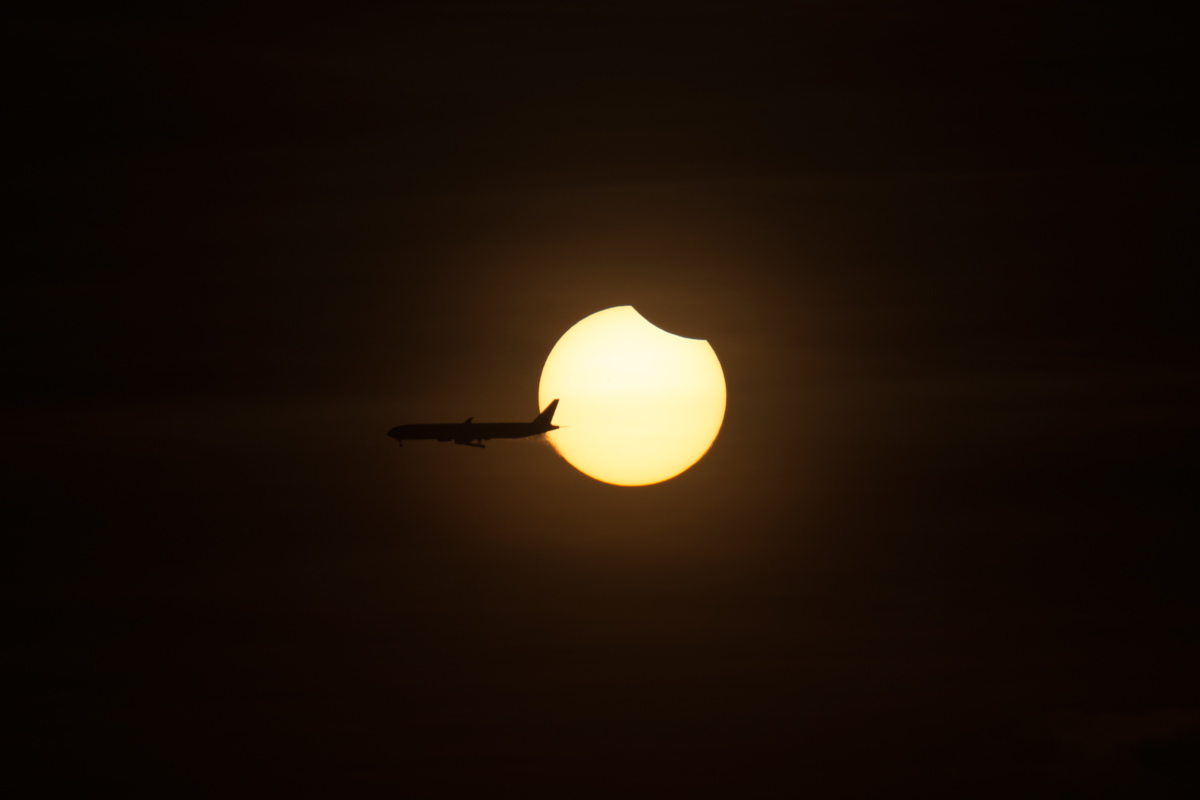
{"left": 10, "top": 2, "right": 1196, "bottom": 797}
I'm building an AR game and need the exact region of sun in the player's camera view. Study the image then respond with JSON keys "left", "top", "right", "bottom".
{"left": 538, "top": 306, "right": 726, "bottom": 486}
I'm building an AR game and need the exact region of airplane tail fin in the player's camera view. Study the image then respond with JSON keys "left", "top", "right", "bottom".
{"left": 533, "top": 399, "right": 560, "bottom": 429}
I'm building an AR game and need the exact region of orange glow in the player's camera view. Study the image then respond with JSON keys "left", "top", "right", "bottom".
{"left": 538, "top": 306, "right": 726, "bottom": 486}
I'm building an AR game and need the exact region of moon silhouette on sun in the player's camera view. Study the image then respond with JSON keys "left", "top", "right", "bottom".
{"left": 538, "top": 306, "right": 727, "bottom": 487}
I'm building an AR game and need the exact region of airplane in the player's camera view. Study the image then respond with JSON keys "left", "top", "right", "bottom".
{"left": 387, "top": 399, "right": 560, "bottom": 449}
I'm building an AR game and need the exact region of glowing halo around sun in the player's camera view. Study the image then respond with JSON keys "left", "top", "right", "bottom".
{"left": 538, "top": 306, "right": 726, "bottom": 486}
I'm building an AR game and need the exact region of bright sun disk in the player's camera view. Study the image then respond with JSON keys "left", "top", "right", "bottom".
{"left": 538, "top": 306, "right": 726, "bottom": 486}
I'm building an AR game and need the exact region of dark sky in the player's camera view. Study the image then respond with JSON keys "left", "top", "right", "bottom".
{"left": 10, "top": 3, "right": 1197, "bottom": 797}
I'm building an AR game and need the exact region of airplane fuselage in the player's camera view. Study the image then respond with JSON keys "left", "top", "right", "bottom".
{"left": 387, "top": 400, "right": 559, "bottom": 449}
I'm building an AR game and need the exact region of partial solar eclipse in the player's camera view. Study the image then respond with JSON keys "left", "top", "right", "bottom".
{"left": 538, "top": 306, "right": 726, "bottom": 486}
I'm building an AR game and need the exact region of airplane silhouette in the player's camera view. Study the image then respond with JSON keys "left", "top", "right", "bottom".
{"left": 387, "top": 399, "right": 560, "bottom": 449}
